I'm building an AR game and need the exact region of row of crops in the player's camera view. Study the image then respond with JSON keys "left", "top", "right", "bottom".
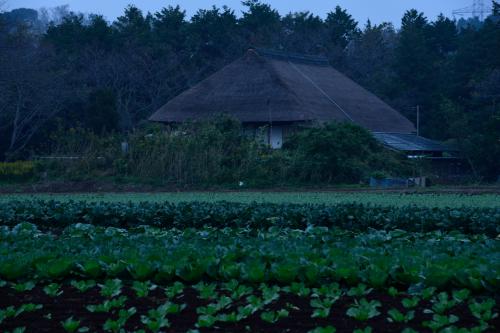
{"left": 2, "top": 192, "right": 499, "bottom": 208}
{"left": 1, "top": 200, "right": 499, "bottom": 235}
{"left": 0, "top": 199, "right": 499, "bottom": 332}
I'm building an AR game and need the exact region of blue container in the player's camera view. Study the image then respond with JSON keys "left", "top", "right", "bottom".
{"left": 369, "top": 177, "right": 409, "bottom": 188}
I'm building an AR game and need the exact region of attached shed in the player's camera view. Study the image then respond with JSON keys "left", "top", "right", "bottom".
{"left": 372, "top": 133, "right": 458, "bottom": 157}
{"left": 373, "top": 132, "right": 467, "bottom": 178}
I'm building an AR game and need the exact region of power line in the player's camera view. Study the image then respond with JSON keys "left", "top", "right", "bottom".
{"left": 453, "top": 0, "right": 491, "bottom": 20}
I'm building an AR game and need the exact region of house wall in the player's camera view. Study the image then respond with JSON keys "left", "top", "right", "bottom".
{"left": 269, "top": 126, "right": 283, "bottom": 149}
{"left": 243, "top": 122, "right": 301, "bottom": 149}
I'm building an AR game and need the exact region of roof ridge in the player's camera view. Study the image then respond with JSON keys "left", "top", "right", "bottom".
{"left": 254, "top": 48, "right": 330, "bottom": 66}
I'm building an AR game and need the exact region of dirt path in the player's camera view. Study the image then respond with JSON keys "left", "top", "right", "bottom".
{"left": 1, "top": 180, "right": 499, "bottom": 194}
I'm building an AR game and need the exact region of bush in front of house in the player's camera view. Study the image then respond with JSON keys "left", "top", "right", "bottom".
{"left": 34, "top": 118, "right": 410, "bottom": 187}
{"left": 40, "top": 116, "right": 275, "bottom": 186}
{"left": 123, "top": 116, "right": 264, "bottom": 185}
{"left": 283, "top": 122, "right": 411, "bottom": 184}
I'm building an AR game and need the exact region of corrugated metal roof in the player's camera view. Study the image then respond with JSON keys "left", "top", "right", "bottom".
{"left": 373, "top": 132, "right": 457, "bottom": 152}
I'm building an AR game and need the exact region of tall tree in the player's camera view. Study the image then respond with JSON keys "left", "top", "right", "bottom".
{"left": 188, "top": 6, "right": 240, "bottom": 75}
{"left": 325, "top": 6, "right": 359, "bottom": 48}
{"left": 153, "top": 5, "right": 188, "bottom": 52}
{"left": 44, "top": 13, "right": 86, "bottom": 53}
{"left": 428, "top": 14, "right": 458, "bottom": 56}
{"left": 346, "top": 21, "right": 397, "bottom": 98}
{"left": 280, "top": 11, "right": 325, "bottom": 53}
{"left": 113, "top": 5, "right": 152, "bottom": 46}
{"left": 395, "top": 10, "right": 432, "bottom": 92}
{"left": 240, "top": 0, "right": 281, "bottom": 47}
{"left": 85, "top": 15, "right": 113, "bottom": 50}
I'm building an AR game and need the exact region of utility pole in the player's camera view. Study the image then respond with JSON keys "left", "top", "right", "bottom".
{"left": 416, "top": 105, "right": 420, "bottom": 137}
{"left": 408, "top": 105, "right": 421, "bottom": 136}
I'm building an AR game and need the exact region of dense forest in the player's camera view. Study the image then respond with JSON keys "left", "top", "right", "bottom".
{"left": 0, "top": 1, "right": 499, "bottom": 181}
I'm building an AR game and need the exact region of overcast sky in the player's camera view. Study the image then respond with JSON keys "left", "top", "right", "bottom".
{"left": 8, "top": 0, "right": 482, "bottom": 26}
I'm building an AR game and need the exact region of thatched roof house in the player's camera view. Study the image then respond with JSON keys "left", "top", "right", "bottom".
{"left": 150, "top": 49, "right": 452, "bottom": 154}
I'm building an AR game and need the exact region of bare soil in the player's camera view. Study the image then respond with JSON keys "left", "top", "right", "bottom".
{"left": 1, "top": 282, "right": 498, "bottom": 333}
{"left": 1, "top": 180, "right": 499, "bottom": 194}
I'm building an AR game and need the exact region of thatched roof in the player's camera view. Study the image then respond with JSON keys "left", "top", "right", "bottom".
{"left": 149, "top": 49, "right": 416, "bottom": 133}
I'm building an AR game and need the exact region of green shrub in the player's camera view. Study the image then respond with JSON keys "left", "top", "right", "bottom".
{"left": 284, "top": 122, "right": 410, "bottom": 183}
{"left": 42, "top": 126, "right": 122, "bottom": 181}
{"left": 39, "top": 118, "right": 411, "bottom": 186}
{"left": 0, "top": 161, "right": 35, "bottom": 182}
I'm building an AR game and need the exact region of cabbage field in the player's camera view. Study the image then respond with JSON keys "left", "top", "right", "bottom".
{"left": 0, "top": 194, "right": 499, "bottom": 332}
{"left": 1, "top": 192, "right": 499, "bottom": 208}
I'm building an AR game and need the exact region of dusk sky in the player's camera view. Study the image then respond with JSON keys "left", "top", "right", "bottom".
{"left": 8, "top": 0, "right": 483, "bottom": 26}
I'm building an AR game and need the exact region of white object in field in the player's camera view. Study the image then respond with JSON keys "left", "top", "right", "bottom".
{"left": 269, "top": 126, "right": 283, "bottom": 149}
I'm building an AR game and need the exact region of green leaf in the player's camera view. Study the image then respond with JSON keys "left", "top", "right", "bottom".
{"left": 196, "top": 315, "right": 216, "bottom": 328}
{"left": 36, "top": 258, "right": 73, "bottom": 279}
{"left": 127, "top": 262, "right": 156, "bottom": 281}
{"left": 78, "top": 260, "right": 102, "bottom": 279}
{"left": 0, "top": 261, "right": 29, "bottom": 280}
{"left": 44, "top": 283, "right": 63, "bottom": 297}
{"left": 346, "top": 299, "right": 381, "bottom": 321}
{"left": 242, "top": 261, "right": 266, "bottom": 283}
{"left": 61, "top": 317, "right": 80, "bottom": 333}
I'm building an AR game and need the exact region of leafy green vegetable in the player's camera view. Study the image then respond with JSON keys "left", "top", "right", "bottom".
{"left": 44, "top": 283, "right": 63, "bottom": 297}
{"left": 86, "top": 296, "right": 127, "bottom": 313}
{"left": 347, "top": 284, "right": 373, "bottom": 297}
{"left": 132, "top": 281, "right": 156, "bottom": 298}
{"left": 452, "top": 289, "right": 470, "bottom": 303}
{"left": 387, "top": 308, "right": 415, "bottom": 323}
{"left": 285, "top": 282, "right": 311, "bottom": 297}
{"left": 430, "top": 292, "right": 457, "bottom": 314}
{"left": 12, "top": 281, "right": 35, "bottom": 293}
{"left": 402, "top": 297, "right": 420, "bottom": 309}
{"left": 140, "top": 303, "right": 177, "bottom": 332}
{"left": 310, "top": 297, "right": 338, "bottom": 318}
{"left": 260, "top": 309, "right": 289, "bottom": 323}
{"left": 61, "top": 317, "right": 80, "bottom": 333}
{"left": 165, "top": 282, "right": 184, "bottom": 299}
{"left": 387, "top": 286, "right": 399, "bottom": 297}
{"left": 196, "top": 314, "right": 216, "bottom": 328}
{"left": 70, "top": 280, "right": 96, "bottom": 293}
{"left": 2, "top": 200, "right": 498, "bottom": 236}
{"left": 19, "top": 303, "right": 42, "bottom": 312}
{"left": 103, "top": 307, "right": 136, "bottom": 333}
{"left": 469, "top": 299, "right": 498, "bottom": 322}
{"left": 194, "top": 281, "right": 217, "bottom": 300}
{"left": 346, "top": 299, "right": 381, "bottom": 321}
{"left": 99, "top": 279, "right": 123, "bottom": 298}
{"left": 423, "top": 314, "right": 459, "bottom": 331}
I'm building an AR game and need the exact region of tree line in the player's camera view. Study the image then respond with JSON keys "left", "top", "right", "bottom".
{"left": 0, "top": 1, "right": 499, "bottom": 180}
